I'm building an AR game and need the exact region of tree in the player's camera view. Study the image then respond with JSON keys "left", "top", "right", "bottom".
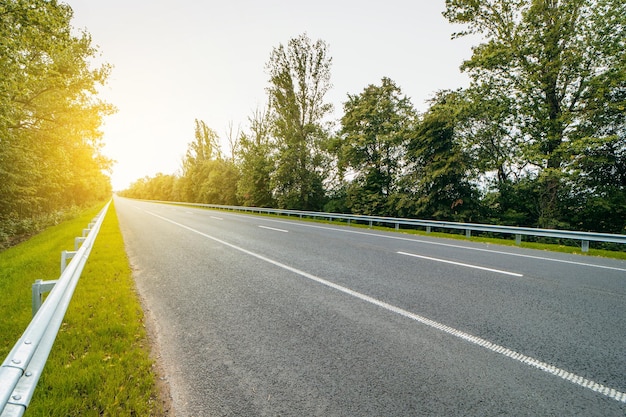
{"left": 567, "top": 136, "right": 626, "bottom": 233}
{"left": 179, "top": 119, "right": 239, "bottom": 204}
{"left": 0, "top": 0, "right": 113, "bottom": 239}
{"left": 225, "top": 121, "right": 241, "bottom": 163}
{"left": 266, "top": 33, "right": 333, "bottom": 210}
{"left": 180, "top": 119, "right": 221, "bottom": 201}
{"left": 444, "top": 0, "right": 626, "bottom": 229}
{"left": 184, "top": 119, "right": 221, "bottom": 169}
{"left": 452, "top": 85, "right": 537, "bottom": 226}
{"left": 120, "top": 173, "right": 178, "bottom": 201}
{"left": 194, "top": 159, "right": 239, "bottom": 205}
{"left": 404, "top": 91, "right": 479, "bottom": 221}
{"left": 455, "top": 84, "right": 522, "bottom": 188}
{"left": 336, "top": 78, "right": 417, "bottom": 216}
{"left": 236, "top": 108, "right": 275, "bottom": 207}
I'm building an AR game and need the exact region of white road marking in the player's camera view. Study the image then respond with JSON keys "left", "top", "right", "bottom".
{"left": 253, "top": 217, "right": 626, "bottom": 272}
{"left": 398, "top": 251, "right": 523, "bottom": 277}
{"left": 259, "top": 225, "right": 288, "bottom": 233}
{"left": 145, "top": 209, "right": 626, "bottom": 403}
{"left": 210, "top": 216, "right": 223, "bottom": 220}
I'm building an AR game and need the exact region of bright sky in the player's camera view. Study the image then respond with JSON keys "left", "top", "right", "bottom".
{"left": 68, "top": 0, "right": 477, "bottom": 190}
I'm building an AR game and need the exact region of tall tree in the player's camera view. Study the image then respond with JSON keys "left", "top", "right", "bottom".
{"left": 266, "top": 33, "right": 333, "bottom": 210}
{"left": 180, "top": 119, "right": 221, "bottom": 202}
{"left": 444, "top": 0, "right": 626, "bottom": 228}
{"left": 337, "top": 78, "right": 417, "bottom": 216}
{"left": 236, "top": 108, "right": 275, "bottom": 207}
{"left": 404, "top": 91, "right": 478, "bottom": 221}
{"left": 179, "top": 119, "right": 239, "bottom": 204}
{"left": 0, "top": 0, "right": 113, "bottom": 237}
{"left": 183, "top": 119, "right": 221, "bottom": 169}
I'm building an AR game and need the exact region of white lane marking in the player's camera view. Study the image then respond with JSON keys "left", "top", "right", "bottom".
{"left": 253, "top": 218, "right": 626, "bottom": 272}
{"left": 186, "top": 211, "right": 194, "bottom": 214}
{"left": 259, "top": 225, "right": 288, "bottom": 233}
{"left": 145, "top": 209, "right": 625, "bottom": 403}
{"left": 210, "top": 216, "right": 223, "bottom": 220}
{"left": 398, "top": 251, "right": 523, "bottom": 277}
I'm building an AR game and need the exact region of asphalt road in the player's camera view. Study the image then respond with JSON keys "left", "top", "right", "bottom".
{"left": 114, "top": 197, "right": 626, "bottom": 416}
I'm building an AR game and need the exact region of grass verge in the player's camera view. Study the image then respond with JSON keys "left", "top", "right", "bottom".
{"left": 0, "top": 201, "right": 163, "bottom": 416}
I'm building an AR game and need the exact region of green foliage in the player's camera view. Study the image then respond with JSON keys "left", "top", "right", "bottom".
{"left": 266, "top": 33, "right": 333, "bottom": 210}
{"left": 118, "top": 173, "right": 180, "bottom": 202}
{"left": 0, "top": 0, "right": 113, "bottom": 244}
{"left": 444, "top": 0, "right": 626, "bottom": 230}
{"left": 404, "top": 91, "right": 479, "bottom": 221}
{"left": 336, "top": 78, "right": 416, "bottom": 216}
{"left": 191, "top": 159, "right": 239, "bottom": 205}
{"left": 183, "top": 119, "right": 221, "bottom": 173}
{"left": 180, "top": 120, "right": 239, "bottom": 204}
{"left": 566, "top": 136, "right": 626, "bottom": 233}
{"left": 236, "top": 108, "right": 275, "bottom": 207}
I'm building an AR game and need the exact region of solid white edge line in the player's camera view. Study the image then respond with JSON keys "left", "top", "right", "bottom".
{"left": 259, "top": 225, "right": 288, "bottom": 233}
{"left": 398, "top": 251, "right": 524, "bottom": 277}
{"left": 144, "top": 209, "right": 626, "bottom": 404}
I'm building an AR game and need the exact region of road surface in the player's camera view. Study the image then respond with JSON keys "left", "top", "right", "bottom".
{"left": 114, "top": 197, "right": 626, "bottom": 416}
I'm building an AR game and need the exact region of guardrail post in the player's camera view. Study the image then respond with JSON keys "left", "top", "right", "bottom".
{"left": 395, "top": 222, "right": 399, "bottom": 231}
{"left": 74, "top": 237, "right": 86, "bottom": 251}
{"left": 369, "top": 220, "right": 373, "bottom": 228}
{"left": 426, "top": 226, "right": 431, "bottom": 233}
{"left": 32, "top": 279, "right": 58, "bottom": 317}
{"left": 60, "top": 251, "right": 76, "bottom": 274}
{"left": 466, "top": 229, "right": 471, "bottom": 238}
{"left": 581, "top": 240, "right": 590, "bottom": 253}
{"left": 515, "top": 234, "right": 522, "bottom": 246}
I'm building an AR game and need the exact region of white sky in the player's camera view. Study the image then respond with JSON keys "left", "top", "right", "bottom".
{"left": 67, "top": 0, "right": 477, "bottom": 190}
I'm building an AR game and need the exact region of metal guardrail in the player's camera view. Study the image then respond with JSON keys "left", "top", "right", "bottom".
{"left": 0, "top": 201, "right": 111, "bottom": 417}
{"left": 150, "top": 200, "right": 626, "bottom": 252}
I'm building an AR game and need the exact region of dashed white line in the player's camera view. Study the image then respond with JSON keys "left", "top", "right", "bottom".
{"left": 254, "top": 217, "right": 626, "bottom": 272}
{"left": 144, "top": 209, "right": 626, "bottom": 404}
{"left": 398, "top": 251, "right": 524, "bottom": 277}
{"left": 259, "top": 225, "right": 288, "bottom": 233}
{"left": 210, "top": 216, "right": 223, "bottom": 220}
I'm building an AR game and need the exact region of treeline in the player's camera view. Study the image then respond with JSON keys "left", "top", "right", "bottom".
{"left": 0, "top": 1, "right": 112, "bottom": 246}
{"left": 121, "top": 1, "right": 626, "bottom": 235}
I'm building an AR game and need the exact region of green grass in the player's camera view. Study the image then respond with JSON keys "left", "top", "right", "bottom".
{"left": 0, "top": 202, "right": 163, "bottom": 416}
